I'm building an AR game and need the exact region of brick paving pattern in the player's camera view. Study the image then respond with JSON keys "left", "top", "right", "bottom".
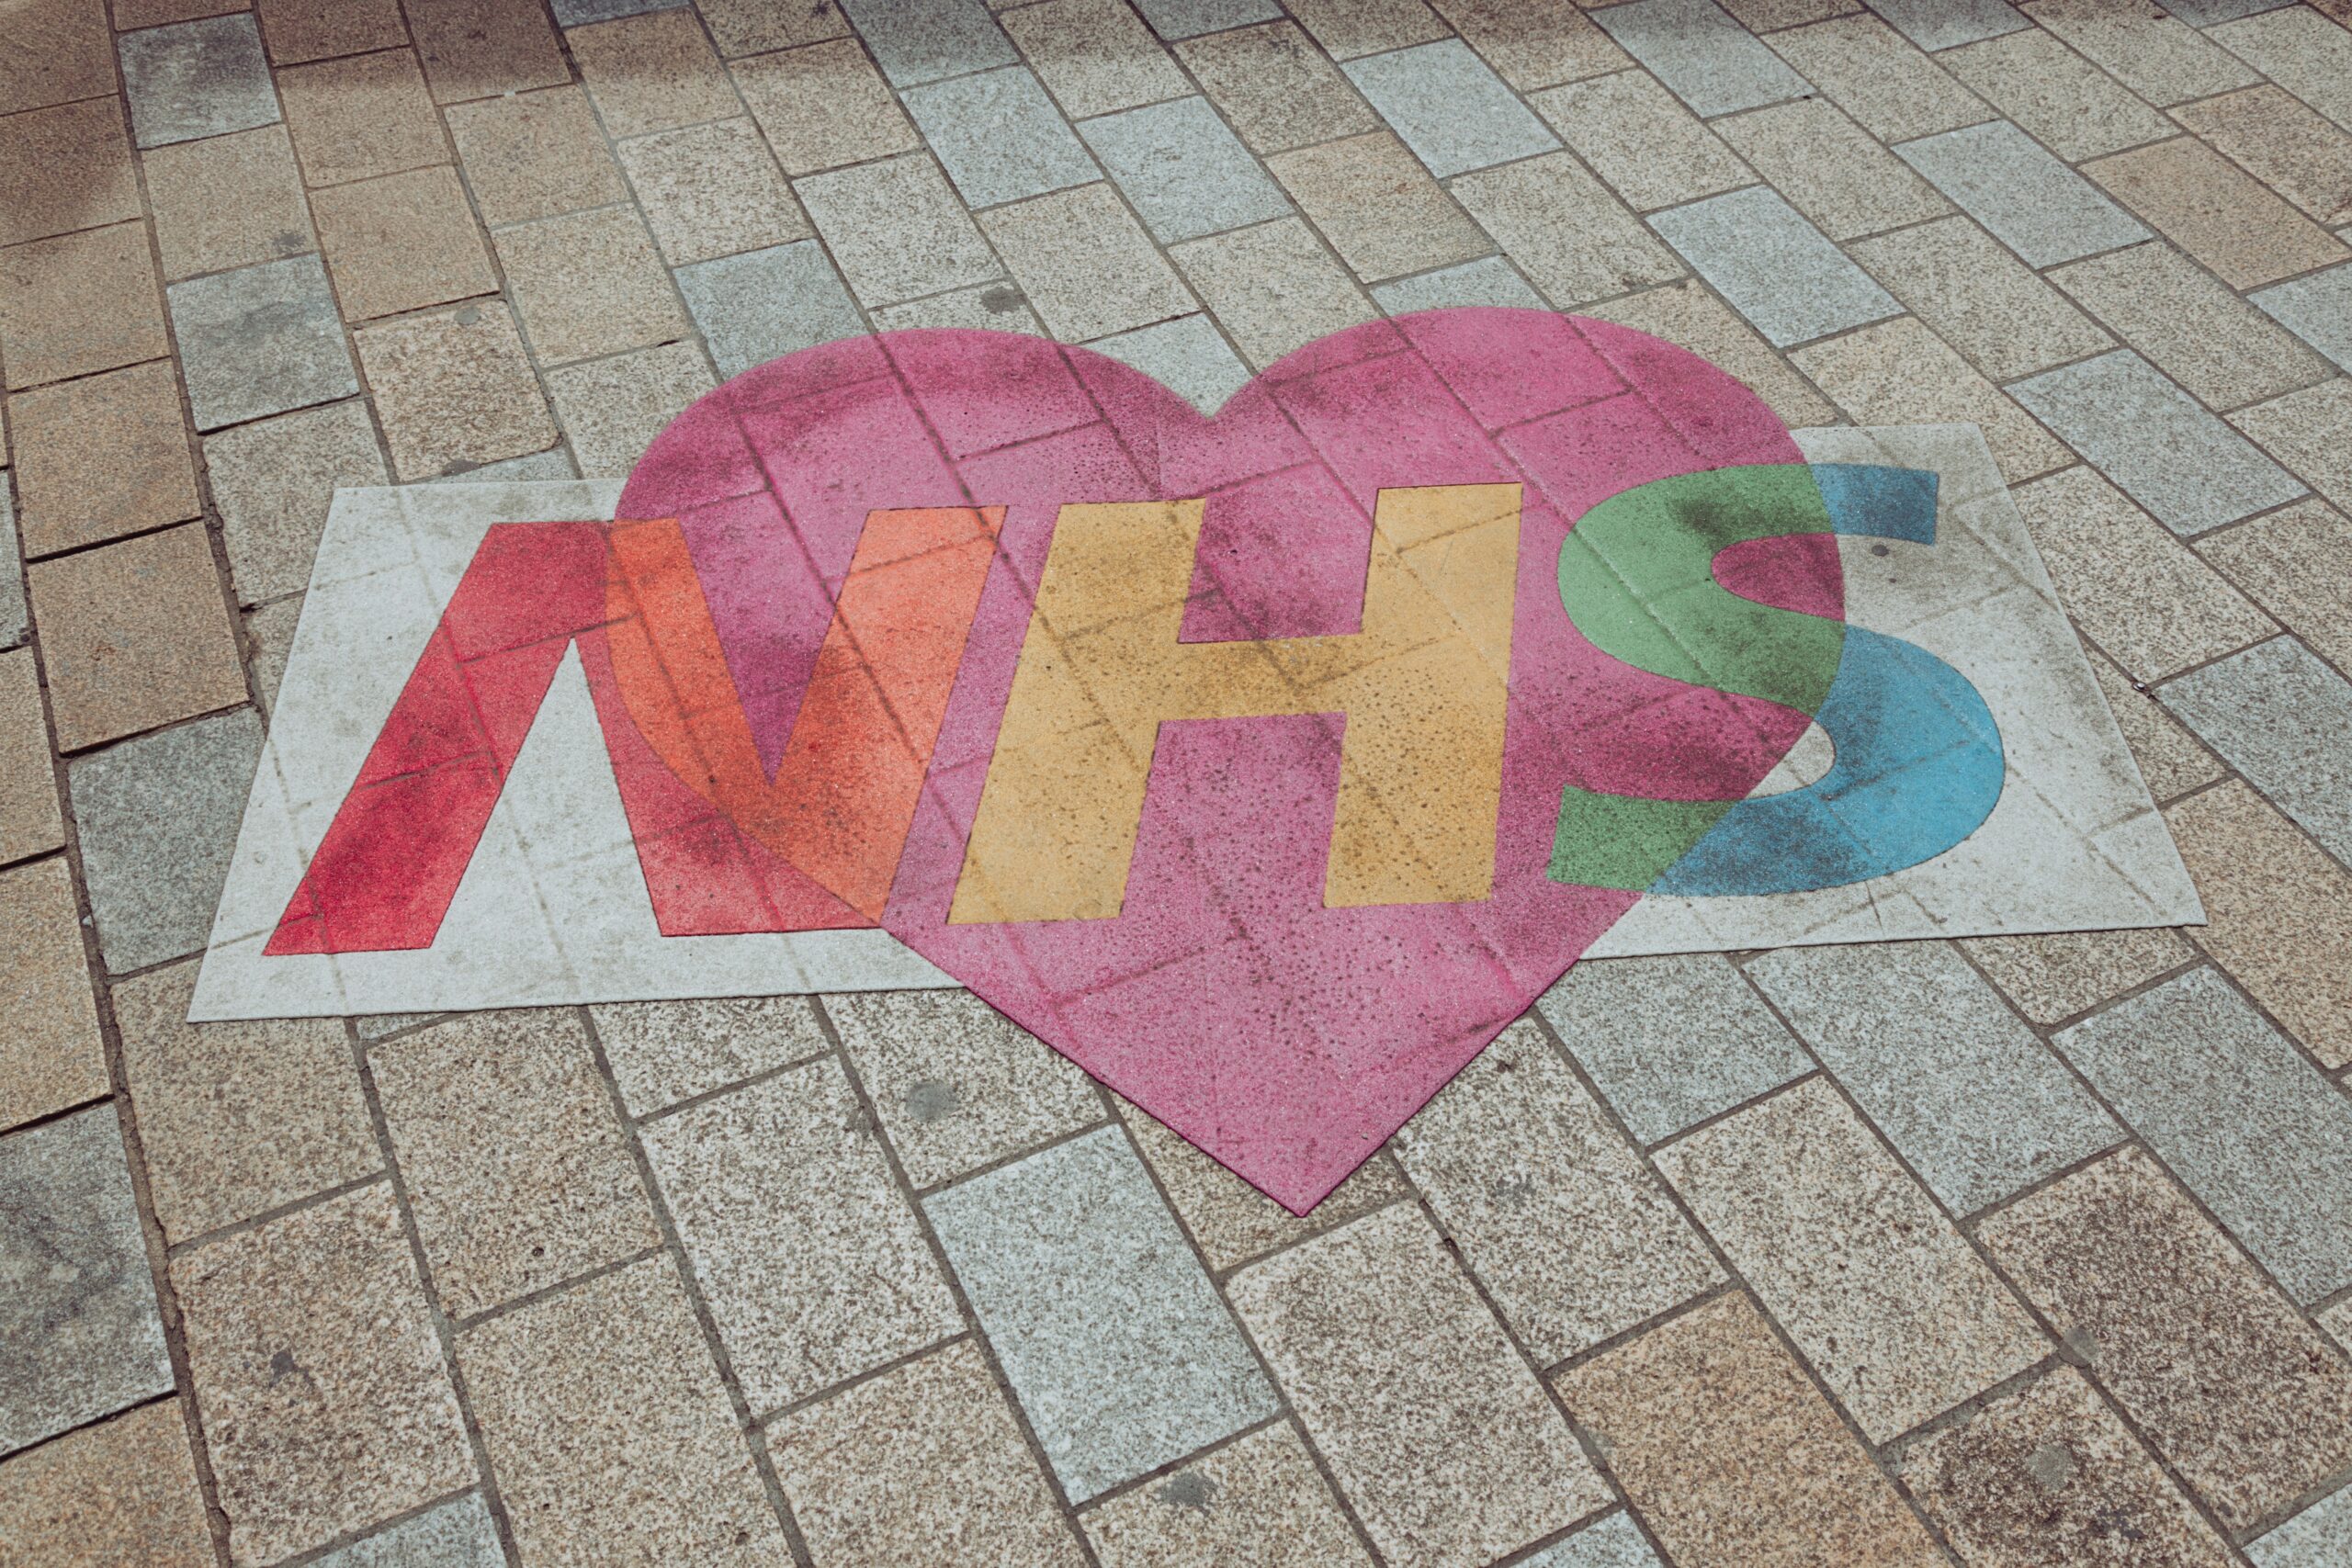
{"left": 2, "top": 0, "right": 2350, "bottom": 1563}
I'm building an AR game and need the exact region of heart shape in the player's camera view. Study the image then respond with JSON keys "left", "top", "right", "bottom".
{"left": 616, "top": 309, "right": 1828, "bottom": 1213}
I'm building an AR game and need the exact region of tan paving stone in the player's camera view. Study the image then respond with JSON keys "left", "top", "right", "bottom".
{"left": 1429, "top": 0, "right": 1627, "bottom": 90}
{"left": 7, "top": 360, "right": 199, "bottom": 557}
{"left": 172, "top": 1183, "right": 471, "bottom": 1566}
{"left": 1451, "top": 150, "right": 1681, "bottom": 309}
{"left": 461, "top": 1255, "right": 794, "bottom": 1566}
{"left": 0, "top": 649, "right": 62, "bottom": 865}
{"left": 978, "top": 182, "right": 1195, "bottom": 343}
{"left": 731, "top": 39, "right": 920, "bottom": 177}
{"left": 2021, "top": 0, "right": 2259, "bottom": 109}
{"left": 2086, "top": 138, "right": 2349, "bottom": 293}
{"left": 1791, "top": 317, "right": 2067, "bottom": 486}
{"left": 141, "top": 124, "right": 316, "bottom": 282}
{"left": 1170, "top": 217, "right": 1377, "bottom": 368}
{"left": 1975, "top": 1145, "right": 2352, "bottom": 1532}
{"left": 1001, "top": 0, "right": 1190, "bottom": 119}
{"left": 445, "top": 85, "right": 628, "bottom": 226}
{"left": 1267, "top": 131, "right": 1489, "bottom": 284}
{"left": 1762, "top": 14, "right": 1986, "bottom": 143}
{"left": 311, "top": 165, "right": 494, "bottom": 321}
{"left": 1849, "top": 217, "right": 2111, "bottom": 385}
{"left": 570, "top": 8, "right": 740, "bottom": 139}
{"left": 112, "top": 959, "right": 378, "bottom": 1244}
{"left": 1082, "top": 1420, "right": 1372, "bottom": 1566}
{"left": 697, "top": 0, "right": 853, "bottom": 57}
{"left": 2086, "top": 649, "right": 2223, "bottom": 802}
{"left": 0, "top": 0, "right": 117, "bottom": 117}
{"left": 369, "top": 1008, "right": 662, "bottom": 1317}
{"left": 1900, "top": 1366, "right": 2235, "bottom": 1568}
{"left": 1714, "top": 98, "right": 1949, "bottom": 242}
{"left": 2232, "top": 378, "right": 2352, "bottom": 514}
{"left": 2051, "top": 243, "right": 2332, "bottom": 412}
{"left": 1529, "top": 69, "right": 1751, "bottom": 214}
{"left": 492, "top": 204, "right": 686, "bottom": 366}
{"left": 585, "top": 993, "right": 828, "bottom": 1117}
{"left": 543, "top": 339, "right": 714, "bottom": 478}
{"left": 618, "top": 118, "right": 808, "bottom": 265}
{"left": 0, "top": 223, "right": 170, "bottom": 391}
{"left": 1960, "top": 925, "right": 2193, "bottom": 1026}
{"left": 767, "top": 1339, "right": 1084, "bottom": 1568}
{"left": 0, "top": 99, "right": 141, "bottom": 250}
{"left": 1283, "top": 0, "right": 1449, "bottom": 59}
{"left": 28, "top": 524, "right": 246, "bottom": 750}
{"left": 202, "top": 400, "right": 386, "bottom": 606}
{"left": 2164, "top": 781, "right": 2352, "bottom": 1069}
{"left": 1227, "top": 1204, "right": 1609, "bottom": 1567}
{"left": 0, "top": 857, "right": 105, "bottom": 1135}
{"left": 1173, "top": 22, "right": 1380, "bottom": 156}
{"left": 1657, "top": 1078, "right": 2046, "bottom": 1441}
{"left": 2172, "top": 86, "right": 2352, "bottom": 231}
{"left": 0, "top": 1398, "right": 215, "bottom": 1568}
{"left": 406, "top": 0, "right": 568, "bottom": 104}
{"left": 1939, "top": 28, "right": 2173, "bottom": 163}
{"left": 352, "top": 300, "right": 557, "bottom": 479}
{"left": 1583, "top": 277, "right": 1836, "bottom": 428}
{"left": 2198, "top": 500, "right": 2352, "bottom": 671}
{"left": 277, "top": 48, "right": 447, "bottom": 187}
{"left": 255, "top": 0, "right": 406, "bottom": 63}
{"left": 2013, "top": 465, "right": 2277, "bottom": 682}
{"left": 1557, "top": 1292, "right": 1945, "bottom": 1568}
{"left": 796, "top": 152, "right": 1001, "bottom": 306}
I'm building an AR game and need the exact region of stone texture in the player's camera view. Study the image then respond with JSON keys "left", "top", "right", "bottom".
{"left": 616, "top": 117, "right": 808, "bottom": 265}
{"left": 767, "top": 1339, "right": 1084, "bottom": 1567}
{"left": 837, "top": 0, "right": 1018, "bottom": 85}
{"left": 1079, "top": 96, "right": 1293, "bottom": 243}
{"left": 352, "top": 301, "right": 558, "bottom": 480}
{"left": 142, "top": 124, "right": 315, "bottom": 282}
{"left": 445, "top": 85, "right": 628, "bottom": 224}
{"left": 0, "top": 651, "right": 62, "bottom": 865}
{"left": 873, "top": 282, "right": 1045, "bottom": 335}
{"left": 1453, "top": 150, "right": 1682, "bottom": 310}
{"left": 0, "top": 856, "right": 105, "bottom": 1138}
{"left": 2162, "top": 637, "right": 2352, "bottom": 863}
{"left": 1649, "top": 185, "right": 1892, "bottom": 347}
{"left": 2086, "top": 138, "right": 2348, "bottom": 292}
{"left": 673, "top": 240, "right": 864, "bottom": 378}
{"left": 309, "top": 1492, "right": 503, "bottom": 1568}
{"left": 1849, "top": 217, "right": 2110, "bottom": 384}
{"left": 2089, "top": 646, "right": 2225, "bottom": 801}
{"left": 276, "top": 48, "right": 447, "bottom": 186}
{"left": 1589, "top": 0, "right": 1810, "bottom": 118}
{"left": 2173, "top": 87, "right": 2352, "bottom": 231}
{"left": 458, "top": 1255, "right": 793, "bottom": 1566}
{"left": 172, "top": 1183, "right": 470, "bottom": 1564}
{"left": 1976, "top": 1146, "right": 2352, "bottom": 1532}
{"left": 406, "top": 0, "right": 571, "bottom": 102}
{"left": 2247, "top": 1485, "right": 2352, "bottom": 1568}
{"left": 2212, "top": 6, "right": 2352, "bottom": 134}
{"left": 0, "top": 0, "right": 116, "bottom": 117}
{"left": 1939, "top": 28, "right": 2171, "bottom": 163}
{"left": 0, "top": 1397, "right": 214, "bottom": 1567}
{"left": 255, "top": 0, "right": 407, "bottom": 63}
{"left": 1082, "top": 1420, "right": 1372, "bottom": 1566}
{"left": 1582, "top": 278, "right": 1836, "bottom": 428}
{"left": 1283, "top": 0, "right": 1447, "bottom": 59}
{"left": 542, "top": 340, "right": 714, "bottom": 479}
{"left": 2199, "top": 499, "right": 2352, "bottom": 671}
{"left": 1714, "top": 98, "right": 1948, "bottom": 243}
{"left": 492, "top": 205, "right": 685, "bottom": 366}
{"left": 1170, "top": 218, "right": 1375, "bottom": 367}
{"left": 166, "top": 255, "right": 361, "bottom": 430}
{"left": 584, "top": 994, "right": 825, "bottom": 1115}
{"left": 1557, "top": 1292, "right": 1944, "bottom": 1568}
{"left": 1897, "top": 119, "right": 2147, "bottom": 269}
{"left": 1084, "top": 311, "right": 1250, "bottom": 411}
{"left": 980, "top": 183, "right": 1197, "bottom": 342}
{"left": 1001, "top": 0, "right": 1191, "bottom": 119}
{"left": 120, "top": 14, "right": 280, "bottom": 148}
{"left": 1530, "top": 69, "right": 1750, "bottom": 214}
{"left": 311, "top": 166, "right": 494, "bottom": 321}
{"left": 0, "top": 99, "right": 141, "bottom": 250}
{"left": 2233, "top": 378, "right": 2352, "bottom": 514}
{"left": 1340, "top": 38, "right": 1560, "bottom": 178}
{"left": 30, "top": 524, "right": 246, "bottom": 752}
{"left": 730, "top": 39, "right": 919, "bottom": 176}
{"left": 1173, "top": 21, "right": 1377, "bottom": 155}
{"left": 796, "top": 152, "right": 1001, "bottom": 305}
{"left": 2052, "top": 242, "right": 2329, "bottom": 413}
{"left": 640, "top": 1058, "right": 962, "bottom": 1414}
{"left": 905, "top": 65, "right": 1099, "bottom": 211}
{"left": 1960, "top": 925, "right": 2192, "bottom": 1025}
{"left": 1227, "top": 1204, "right": 1609, "bottom": 1567}
{"left": 1267, "top": 130, "right": 1488, "bottom": 284}
{"left": 370, "top": 1009, "right": 662, "bottom": 1317}
{"left": 1762, "top": 15, "right": 1985, "bottom": 142}
{"left": 1372, "top": 255, "right": 1546, "bottom": 314}
{"left": 569, "top": 7, "right": 738, "bottom": 138}
{"left": 203, "top": 400, "right": 388, "bottom": 607}
{"left": 2254, "top": 266, "right": 2352, "bottom": 375}
{"left": 0, "top": 492, "right": 21, "bottom": 652}
{"left": 8, "top": 360, "right": 201, "bottom": 558}
{"left": 0, "top": 223, "right": 170, "bottom": 391}
{"left": 2023, "top": 0, "right": 2258, "bottom": 107}
{"left": 1791, "top": 317, "right": 2065, "bottom": 485}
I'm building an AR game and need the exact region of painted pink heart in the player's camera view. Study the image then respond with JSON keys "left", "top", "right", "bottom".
{"left": 618, "top": 309, "right": 1834, "bottom": 1213}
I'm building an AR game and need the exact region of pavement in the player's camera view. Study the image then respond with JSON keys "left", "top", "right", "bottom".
{"left": 4, "top": 0, "right": 2352, "bottom": 1564}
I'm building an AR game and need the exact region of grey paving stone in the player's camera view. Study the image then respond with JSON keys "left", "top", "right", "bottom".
{"left": 2053, "top": 966, "right": 2352, "bottom": 1304}
{"left": 0, "top": 486, "right": 24, "bottom": 652}
{"left": 838, "top": 0, "right": 1019, "bottom": 85}
{"left": 1648, "top": 186, "right": 1899, "bottom": 347}
{"left": 2253, "top": 265, "right": 2352, "bottom": 374}
{"left": 312, "top": 1492, "right": 503, "bottom": 1568}
{"left": 119, "top": 14, "right": 278, "bottom": 150}
{"left": 65, "top": 707, "right": 263, "bottom": 974}
{"left": 1522, "top": 1510, "right": 1664, "bottom": 1567}
{"left": 165, "top": 255, "right": 360, "bottom": 432}
{"left": 1591, "top": 0, "right": 1812, "bottom": 118}
{"left": 1373, "top": 255, "right": 1545, "bottom": 315}
{"left": 2158, "top": 637, "right": 2352, "bottom": 866}
{"left": 0, "top": 1106, "right": 173, "bottom": 1456}
{"left": 924, "top": 1125, "right": 1278, "bottom": 1502}
{"left": 674, "top": 241, "right": 865, "bottom": 378}
{"left": 1895, "top": 120, "right": 2147, "bottom": 267}
{"left": 2009, "top": 350, "right": 2306, "bottom": 536}
{"left": 1865, "top": 0, "right": 2030, "bottom": 50}
{"left": 1743, "top": 943, "right": 2120, "bottom": 1215}
{"left": 1340, "top": 39, "right": 1559, "bottom": 179}
{"left": 905, "top": 66, "right": 1099, "bottom": 210}
{"left": 1084, "top": 314, "right": 1251, "bottom": 414}
{"left": 1536, "top": 953, "right": 1811, "bottom": 1146}
{"left": 1129, "top": 0, "right": 1283, "bottom": 37}
{"left": 1078, "top": 96, "right": 1292, "bottom": 243}
{"left": 2160, "top": 0, "right": 2295, "bottom": 21}
{"left": 2248, "top": 1482, "right": 2352, "bottom": 1568}
{"left": 550, "top": 0, "right": 685, "bottom": 21}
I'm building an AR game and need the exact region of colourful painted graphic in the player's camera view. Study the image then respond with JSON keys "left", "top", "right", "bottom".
{"left": 195, "top": 311, "right": 2199, "bottom": 1212}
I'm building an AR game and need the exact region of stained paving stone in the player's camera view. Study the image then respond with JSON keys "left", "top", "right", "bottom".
{"left": 119, "top": 14, "right": 280, "bottom": 148}
{"left": 0, "top": 651, "right": 62, "bottom": 866}
{"left": 1898, "top": 1366, "right": 2235, "bottom": 1568}
{"left": 352, "top": 300, "right": 558, "bottom": 479}
{"left": 492, "top": 205, "right": 686, "bottom": 367}
{"left": 166, "top": 255, "right": 360, "bottom": 431}
{"left": 1340, "top": 39, "right": 1559, "bottom": 179}
{"left": 673, "top": 240, "right": 864, "bottom": 378}
{"left": 2086, "top": 138, "right": 2348, "bottom": 293}
{"left": 458, "top": 1255, "right": 793, "bottom": 1567}
{"left": 311, "top": 166, "right": 495, "bottom": 323}
{"left": 796, "top": 152, "right": 1002, "bottom": 305}
{"left": 730, "top": 39, "right": 920, "bottom": 177}
{"left": 824, "top": 988, "right": 1102, "bottom": 1189}
{"left": 369, "top": 1009, "right": 662, "bottom": 1318}
{"left": 2009, "top": 351, "right": 2306, "bottom": 537}
{"left": 1649, "top": 186, "right": 1894, "bottom": 348}
{"left": 1556, "top": 1292, "right": 1945, "bottom": 1568}
{"left": 171, "top": 1181, "right": 470, "bottom": 1565}
{"left": 542, "top": 339, "right": 715, "bottom": 479}
{"left": 1079, "top": 96, "right": 1293, "bottom": 243}
{"left": 2211, "top": 7, "right": 2352, "bottom": 137}
{"left": 839, "top": 0, "right": 1019, "bottom": 85}
{"left": 873, "top": 281, "right": 1046, "bottom": 334}
{"left": 1172, "top": 20, "right": 1378, "bottom": 155}
{"left": 1085, "top": 312, "right": 1252, "bottom": 412}
{"left": 1975, "top": 1146, "right": 2352, "bottom": 1532}
{"left": 1266, "top": 130, "right": 1490, "bottom": 283}
{"left": 641, "top": 1057, "right": 962, "bottom": 1414}
{"left": 1373, "top": 254, "right": 1545, "bottom": 314}
{"left": 695, "top": 0, "right": 848, "bottom": 57}
{"left": 567, "top": 8, "right": 738, "bottom": 139}
{"left": 1529, "top": 70, "right": 1751, "bottom": 215}
{"left": 1849, "top": 217, "right": 2109, "bottom": 385}
{"left": 2232, "top": 378, "right": 2352, "bottom": 514}
{"left": 0, "top": 0, "right": 117, "bottom": 117}
{"left": 1001, "top": 0, "right": 1192, "bottom": 120}
{"left": 2247, "top": 1484, "right": 2352, "bottom": 1568}
{"left": 406, "top": 0, "right": 571, "bottom": 103}
{"left": 2253, "top": 266, "right": 2352, "bottom": 374}
{"left": 1082, "top": 1419, "right": 1372, "bottom": 1565}
{"left": 2161, "top": 637, "right": 2352, "bottom": 863}
{"left": 1744, "top": 943, "right": 2118, "bottom": 1214}
{"left": 141, "top": 124, "right": 316, "bottom": 282}
{"left": 1937, "top": 28, "right": 2172, "bottom": 164}
{"left": 444, "top": 85, "right": 628, "bottom": 225}
{"left": 0, "top": 223, "right": 171, "bottom": 392}
{"left": 1792, "top": 317, "right": 2066, "bottom": 484}
{"left": 2173, "top": 88, "right": 2352, "bottom": 232}
{"left": 308, "top": 1491, "right": 503, "bottom": 1568}
{"left": 1714, "top": 99, "right": 1947, "bottom": 243}
{"left": 1959, "top": 924, "right": 2193, "bottom": 1026}
{"left": 8, "top": 360, "right": 201, "bottom": 558}
{"left": 0, "top": 858, "right": 106, "bottom": 1137}
{"left": 1453, "top": 150, "right": 1682, "bottom": 309}
{"left": 925, "top": 1125, "right": 1276, "bottom": 1501}
{"left": 1589, "top": 0, "right": 1809, "bottom": 118}
{"left": 2199, "top": 499, "right": 2352, "bottom": 670}
{"left": 30, "top": 525, "right": 247, "bottom": 755}
{"left": 1170, "top": 217, "right": 1375, "bottom": 367}
{"left": 1582, "top": 277, "right": 1837, "bottom": 427}
{"left": 1227, "top": 1204, "right": 1609, "bottom": 1566}
{"left": 2023, "top": 0, "right": 2257, "bottom": 107}
{"left": 905, "top": 65, "right": 1099, "bottom": 211}
{"left": 2051, "top": 242, "right": 2330, "bottom": 412}
{"left": 0, "top": 100, "right": 141, "bottom": 253}
{"left": 1761, "top": 15, "right": 1986, "bottom": 143}
{"left": 0, "top": 1397, "right": 215, "bottom": 1567}
{"left": 617, "top": 118, "right": 809, "bottom": 266}
{"left": 584, "top": 994, "right": 825, "bottom": 1116}
{"left": 275, "top": 49, "right": 447, "bottom": 187}
{"left": 1896, "top": 120, "right": 2147, "bottom": 269}
{"left": 1389, "top": 1019, "right": 1721, "bottom": 1363}
{"left": 254, "top": 0, "right": 408, "bottom": 64}
{"left": 203, "top": 400, "right": 388, "bottom": 607}
{"left": 766, "top": 1339, "right": 1085, "bottom": 1567}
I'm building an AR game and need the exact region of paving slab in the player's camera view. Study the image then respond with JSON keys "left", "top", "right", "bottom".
{"left": 1079, "top": 96, "right": 1294, "bottom": 243}
{"left": 905, "top": 66, "right": 1098, "bottom": 211}
{"left": 2252, "top": 265, "right": 2352, "bottom": 372}
{"left": 839, "top": 0, "right": 1019, "bottom": 85}
{"left": 310, "top": 1492, "right": 503, "bottom": 1568}
{"left": 2159, "top": 637, "right": 2352, "bottom": 863}
{"left": 1590, "top": 0, "right": 1812, "bottom": 118}
{"left": 673, "top": 241, "right": 865, "bottom": 378}
{"left": 0, "top": 1398, "right": 215, "bottom": 1567}
{"left": 1340, "top": 38, "right": 1560, "bottom": 178}
{"left": 1897, "top": 119, "right": 2147, "bottom": 268}
{"left": 1649, "top": 185, "right": 1897, "bottom": 347}
{"left": 119, "top": 13, "right": 279, "bottom": 148}
{"left": 1081, "top": 1420, "right": 1370, "bottom": 1565}
{"left": 166, "top": 255, "right": 361, "bottom": 432}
